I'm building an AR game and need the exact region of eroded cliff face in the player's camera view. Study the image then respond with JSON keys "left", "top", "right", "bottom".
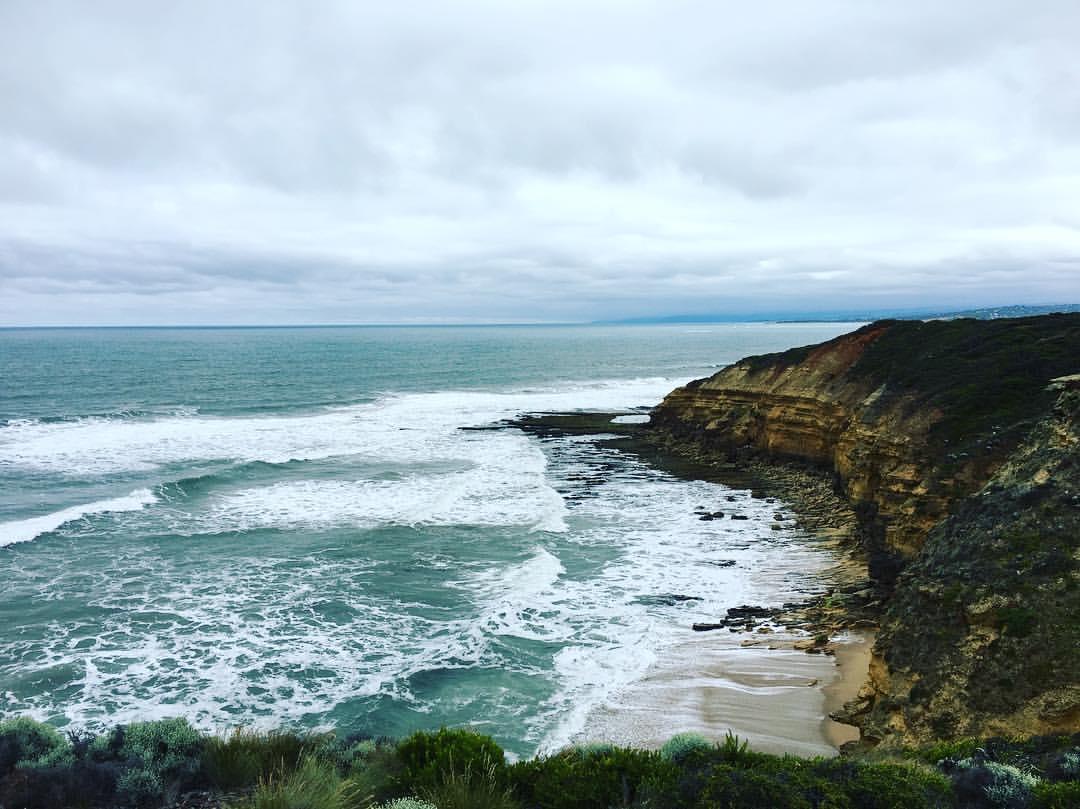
{"left": 652, "top": 325, "right": 958, "bottom": 584}
{"left": 650, "top": 315, "right": 1080, "bottom": 745}
{"left": 652, "top": 316, "right": 1080, "bottom": 584}
{"left": 846, "top": 384, "right": 1080, "bottom": 746}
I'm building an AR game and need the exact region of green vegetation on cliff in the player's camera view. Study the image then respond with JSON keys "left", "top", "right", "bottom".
{"left": 844, "top": 315, "right": 1080, "bottom": 455}
{"left": 5, "top": 718, "right": 1080, "bottom": 809}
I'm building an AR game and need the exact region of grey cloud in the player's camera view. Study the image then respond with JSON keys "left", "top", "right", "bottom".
{"left": 0, "top": 0, "right": 1078, "bottom": 324}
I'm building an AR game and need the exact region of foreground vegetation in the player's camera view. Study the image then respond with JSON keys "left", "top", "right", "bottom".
{"left": 1, "top": 717, "right": 1078, "bottom": 808}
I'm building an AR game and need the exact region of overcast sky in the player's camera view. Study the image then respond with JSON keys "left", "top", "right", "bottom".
{"left": 1, "top": 1, "right": 1078, "bottom": 325}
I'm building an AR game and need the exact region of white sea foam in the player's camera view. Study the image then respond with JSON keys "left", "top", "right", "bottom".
{"left": 0, "top": 377, "right": 677, "bottom": 476}
{"left": 192, "top": 433, "right": 568, "bottom": 534}
{"left": 0, "top": 375, "right": 846, "bottom": 755}
{"left": 0, "top": 489, "right": 157, "bottom": 548}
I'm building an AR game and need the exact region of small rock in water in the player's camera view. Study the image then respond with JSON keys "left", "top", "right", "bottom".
{"left": 636, "top": 593, "right": 703, "bottom": 607}
{"left": 731, "top": 514, "right": 749, "bottom": 520}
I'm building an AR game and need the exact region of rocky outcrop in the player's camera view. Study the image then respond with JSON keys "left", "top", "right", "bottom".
{"left": 650, "top": 314, "right": 1080, "bottom": 745}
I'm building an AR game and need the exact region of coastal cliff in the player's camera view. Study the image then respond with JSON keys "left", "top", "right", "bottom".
{"left": 650, "top": 314, "right": 1080, "bottom": 745}
{"left": 847, "top": 379, "right": 1080, "bottom": 745}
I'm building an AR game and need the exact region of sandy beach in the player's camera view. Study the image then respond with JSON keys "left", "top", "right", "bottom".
{"left": 575, "top": 627, "right": 874, "bottom": 757}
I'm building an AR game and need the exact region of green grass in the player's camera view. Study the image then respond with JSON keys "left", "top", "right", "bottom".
{"left": 230, "top": 755, "right": 367, "bottom": 809}
{"left": 203, "top": 728, "right": 315, "bottom": 790}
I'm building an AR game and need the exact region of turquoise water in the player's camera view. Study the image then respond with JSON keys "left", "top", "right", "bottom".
{"left": 0, "top": 323, "right": 857, "bottom": 757}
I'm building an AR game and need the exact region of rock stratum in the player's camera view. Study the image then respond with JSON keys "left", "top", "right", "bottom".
{"left": 650, "top": 314, "right": 1080, "bottom": 747}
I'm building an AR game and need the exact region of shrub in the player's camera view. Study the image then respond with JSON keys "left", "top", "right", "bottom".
{"left": 237, "top": 754, "right": 369, "bottom": 809}
{"left": 419, "top": 753, "right": 519, "bottom": 809}
{"left": 659, "top": 733, "right": 714, "bottom": 763}
{"left": 698, "top": 762, "right": 816, "bottom": 809}
{"left": 1050, "top": 749, "right": 1080, "bottom": 780}
{"left": 817, "top": 759, "right": 954, "bottom": 809}
{"left": 916, "top": 737, "right": 982, "bottom": 765}
{"left": 346, "top": 740, "right": 404, "bottom": 804}
{"left": 91, "top": 718, "right": 205, "bottom": 805}
{"left": 999, "top": 607, "right": 1038, "bottom": 638}
{"left": 0, "top": 716, "right": 74, "bottom": 772}
{"left": 1032, "top": 780, "right": 1080, "bottom": 809}
{"left": 948, "top": 757, "right": 1040, "bottom": 809}
{"left": 395, "top": 728, "right": 506, "bottom": 794}
{"left": 204, "top": 728, "right": 266, "bottom": 789}
{"left": 569, "top": 742, "right": 617, "bottom": 758}
{"left": 711, "top": 731, "right": 774, "bottom": 770}
{"left": 116, "top": 768, "right": 165, "bottom": 807}
{"left": 117, "top": 718, "right": 204, "bottom": 778}
{"left": 204, "top": 727, "right": 315, "bottom": 789}
{"left": 0, "top": 759, "right": 122, "bottom": 809}
{"left": 509, "top": 745, "right": 673, "bottom": 809}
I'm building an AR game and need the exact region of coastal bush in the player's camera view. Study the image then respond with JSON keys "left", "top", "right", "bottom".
{"left": 204, "top": 727, "right": 319, "bottom": 789}
{"left": 344, "top": 739, "right": 404, "bottom": 804}
{"left": 0, "top": 758, "right": 123, "bottom": 809}
{"left": 394, "top": 728, "right": 506, "bottom": 794}
{"left": 916, "top": 737, "right": 982, "bottom": 765}
{"left": 6, "top": 720, "right": 1080, "bottom": 809}
{"left": 509, "top": 745, "right": 673, "bottom": 809}
{"left": 948, "top": 756, "right": 1040, "bottom": 808}
{"left": 569, "top": 741, "right": 617, "bottom": 758}
{"left": 204, "top": 728, "right": 267, "bottom": 789}
{"left": 1032, "top": 780, "right": 1080, "bottom": 808}
{"left": 116, "top": 767, "right": 165, "bottom": 807}
{"left": 418, "top": 752, "right": 520, "bottom": 809}
{"left": 697, "top": 762, "right": 816, "bottom": 809}
{"left": 999, "top": 607, "right": 1038, "bottom": 639}
{"left": 0, "top": 716, "right": 73, "bottom": 772}
{"left": 816, "top": 759, "right": 954, "bottom": 809}
{"left": 90, "top": 718, "right": 205, "bottom": 805}
{"left": 1050, "top": 749, "right": 1080, "bottom": 780}
{"left": 233, "top": 754, "right": 370, "bottom": 809}
{"left": 659, "top": 733, "right": 713, "bottom": 763}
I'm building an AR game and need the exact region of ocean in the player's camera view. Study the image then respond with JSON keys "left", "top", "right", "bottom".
{"left": 0, "top": 323, "right": 858, "bottom": 758}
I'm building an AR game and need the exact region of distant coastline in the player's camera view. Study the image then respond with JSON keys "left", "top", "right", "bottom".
{"left": 597, "top": 302, "right": 1080, "bottom": 325}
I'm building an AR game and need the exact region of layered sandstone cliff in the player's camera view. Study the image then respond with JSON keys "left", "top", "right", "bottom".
{"left": 844, "top": 381, "right": 1080, "bottom": 745}
{"left": 650, "top": 314, "right": 1080, "bottom": 745}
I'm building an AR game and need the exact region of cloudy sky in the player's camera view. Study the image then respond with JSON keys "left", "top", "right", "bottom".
{"left": 1, "top": 0, "right": 1078, "bottom": 325}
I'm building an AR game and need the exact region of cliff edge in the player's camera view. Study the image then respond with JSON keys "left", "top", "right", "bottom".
{"left": 650, "top": 314, "right": 1080, "bottom": 746}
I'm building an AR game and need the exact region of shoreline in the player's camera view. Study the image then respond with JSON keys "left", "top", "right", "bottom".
{"left": 822, "top": 631, "right": 875, "bottom": 749}
{"left": 571, "top": 628, "right": 873, "bottom": 757}
{"left": 511, "top": 411, "right": 877, "bottom": 756}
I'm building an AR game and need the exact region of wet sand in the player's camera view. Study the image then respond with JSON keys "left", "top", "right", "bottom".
{"left": 575, "top": 628, "right": 873, "bottom": 757}
{"left": 822, "top": 631, "right": 874, "bottom": 748}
